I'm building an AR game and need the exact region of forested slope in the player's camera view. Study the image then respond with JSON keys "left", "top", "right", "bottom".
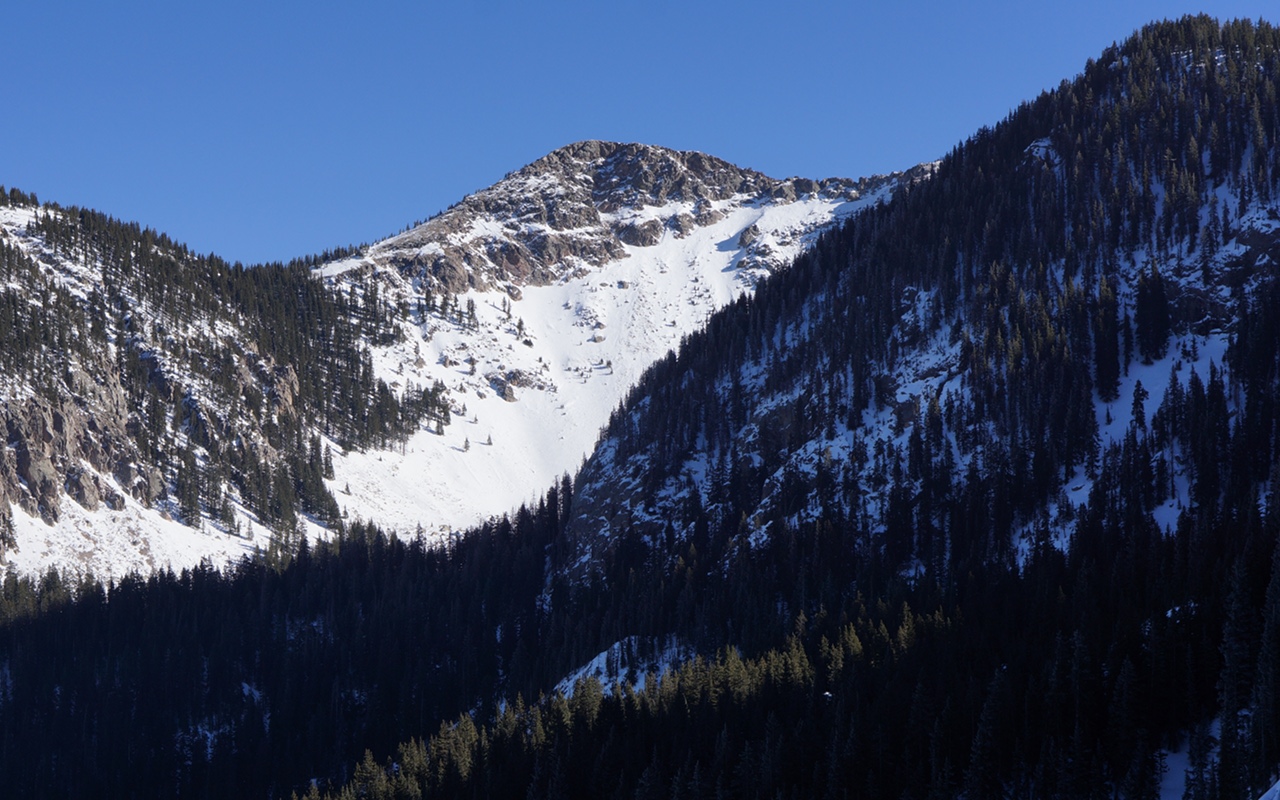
{"left": 0, "top": 194, "right": 446, "bottom": 570}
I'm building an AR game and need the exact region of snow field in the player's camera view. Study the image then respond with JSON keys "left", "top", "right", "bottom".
{"left": 324, "top": 192, "right": 878, "bottom": 541}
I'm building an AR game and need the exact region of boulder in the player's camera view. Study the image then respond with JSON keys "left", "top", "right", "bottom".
{"left": 270, "top": 364, "right": 301, "bottom": 417}
{"left": 616, "top": 219, "right": 663, "bottom": 247}
{"left": 668, "top": 213, "right": 696, "bottom": 238}
{"left": 103, "top": 487, "right": 126, "bottom": 512}
{"left": 770, "top": 183, "right": 797, "bottom": 202}
{"left": 66, "top": 470, "right": 100, "bottom": 511}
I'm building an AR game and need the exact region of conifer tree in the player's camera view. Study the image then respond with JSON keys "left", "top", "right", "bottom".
{"left": 1135, "top": 267, "right": 1170, "bottom": 363}
{"left": 1095, "top": 277, "right": 1121, "bottom": 400}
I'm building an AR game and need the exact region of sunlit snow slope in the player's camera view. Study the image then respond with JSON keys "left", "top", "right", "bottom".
{"left": 320, "top": 176, "right": 901, "bottom": 538}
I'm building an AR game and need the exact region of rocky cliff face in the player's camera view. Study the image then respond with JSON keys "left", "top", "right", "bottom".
{"left": 2, "top": 367, "right": 137, "bottom": 526}
{"left": 366, "top": 141, "right": 910, "bottom": 294}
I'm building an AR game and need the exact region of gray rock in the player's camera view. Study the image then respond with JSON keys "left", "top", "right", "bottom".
{"left": 617, "top": 219, "right": 663, "bottom": 247}
{"left": 103, "top": 487, "right": 126, "bottom": 512}
{"left": 770, "top": 183, "right": 797, "bottom": 202}
{"left": 145, "top": 467, "right": 166, "bottom": 505}
{"left": 115, "top": 459, "right": 137, "bottom": 488}
{"left": 668, "top": 214, "right": 696, "bottom": 238}
{"left": 358, "top": 140, "right": 885, "bottom": 296}
{"left": 695, "top": 204, "right": 725, "bottom": 227}
{"left": 487, "top": 373, "right": 518, "bottom": 402}
{"left": 9, "top": 408, "right": 62, "bottom": 523}
{"left": 67, "top": 470, "right": 100, "bottom": 511}
{"left": 269, "top": 364, "right": 301, "bottom": 417}
{"left": 19, "top": 449, "right": 60, "bottom": 522}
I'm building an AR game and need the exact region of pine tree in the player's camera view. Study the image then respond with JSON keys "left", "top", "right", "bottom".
{"left": 1251, "top": 538, "right": 1280, "bottom": 789}
{"left": 176, "top": 447, "right": 202, "bottom": 526}
{"left": 1095, "top": 277, "right": 1121, "bottom": 400}
{"left": 964, "top": 672, "right": 1006, "bottom": 800}
{"left": 1219, "top": 564, "right": 1258, "bottom": 800}
{"left": 1132, "top": 380, "right": 1149, "bottom": 431}
{"left": 1135, "top": 266, "right": 1170, "bottom": 363}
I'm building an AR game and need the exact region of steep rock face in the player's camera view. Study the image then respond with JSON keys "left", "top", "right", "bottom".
{"left": 1, "top": 366, "right": 138, "bottom": 524}
{"left": 0, "top": 362, "right": 169, "bottom": 566}
{"left": 366, "top": 141, "right": 904, "bottom": 294}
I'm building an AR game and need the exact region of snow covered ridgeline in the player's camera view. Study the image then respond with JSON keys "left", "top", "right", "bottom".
{"left": 315, "top": 143, "right": 919, "bottom": 541}
{"left": 343, "top": 140, "right": 915, "bottom": 296}
{"left": 0, "top": 145, "right": 917, "bottom": 579}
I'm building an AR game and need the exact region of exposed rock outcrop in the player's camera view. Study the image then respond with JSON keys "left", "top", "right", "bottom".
{"left": 1, "top": 364, "right": 137, "bottom": 522}
{"left": 365, "top": 141, "right": 899, "bottom": 295}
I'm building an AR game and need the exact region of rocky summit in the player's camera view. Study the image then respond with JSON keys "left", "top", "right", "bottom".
{"left": 363, "top": 140, "right": 914, "bottom": 294}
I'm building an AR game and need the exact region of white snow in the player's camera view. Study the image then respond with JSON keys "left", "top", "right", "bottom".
{"left": 1158, "top": 719, "right": 1222, "bottom": 800}
{"left": 1159, "top": 738, "right": 1189, "bottom": 800}
{"left": 0, "top": 163, "right": 893, "bottom": 578}
{"left": 312, "top": 255, "right": 365, "bottom": 278}
{"left": 554, "top": 635, "right": 692, "bottom": 697}
{"left": 6, "top": 488, "right": 261, "bottom": 582}
{"left": 323, "top": 191, "right": 881, "bottom": 540}
{"left": 1095, "top": 333, "right": 1229, "bottom": 452}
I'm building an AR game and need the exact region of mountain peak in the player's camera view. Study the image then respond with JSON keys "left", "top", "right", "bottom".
{"left": 519, "top": 139, "right": 770, "bottom": 208}
{"left": 369, "top": 141, "right": 890, "bottom": 295}
{"left": 306, "top": 146, "right": 916, "bottom": 543}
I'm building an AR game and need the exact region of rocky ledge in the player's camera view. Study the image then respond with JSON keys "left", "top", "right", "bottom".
{"left": 366, "top": 141, "right": 900, "bottom": 294}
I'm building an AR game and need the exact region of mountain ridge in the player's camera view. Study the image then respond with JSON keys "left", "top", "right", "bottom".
{"left": 556, "top": 24, "right": 1280, "bottom": 583}
{"left": 313, "top": 141, "right": 919, "bottom": 542}
{"left": 353, "top": 139, "right": 912, "bottom": 294}
{"left": 0, "top": 143, "right": 919, "bottom": 577}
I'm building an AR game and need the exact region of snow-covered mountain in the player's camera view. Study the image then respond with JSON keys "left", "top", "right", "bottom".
{"left": 0, "top": 143, "right": 920, "bottom": 577}
{"left": 363, "top": 140, "right": 879, "bottom": 293}
{"left": 312, "top": 141, "right": 921, "bottom": 540}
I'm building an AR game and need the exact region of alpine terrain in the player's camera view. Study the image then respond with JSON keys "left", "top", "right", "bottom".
{"left": 2, "top": 14, "right": 1280, "bottom": 800}
{"left": 314, "top": 140, "right": 918, "bottom": 540}
{"left": 0, "top": 141, "right": 913, "bottom": 578}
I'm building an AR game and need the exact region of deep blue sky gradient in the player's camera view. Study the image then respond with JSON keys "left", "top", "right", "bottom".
{"left": 3, "top": 2, "right": 1276, "bottom": 264}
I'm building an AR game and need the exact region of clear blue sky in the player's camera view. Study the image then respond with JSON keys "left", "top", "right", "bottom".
{"left": 2, "top": 1, "right": 1275, "bottom": 265}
